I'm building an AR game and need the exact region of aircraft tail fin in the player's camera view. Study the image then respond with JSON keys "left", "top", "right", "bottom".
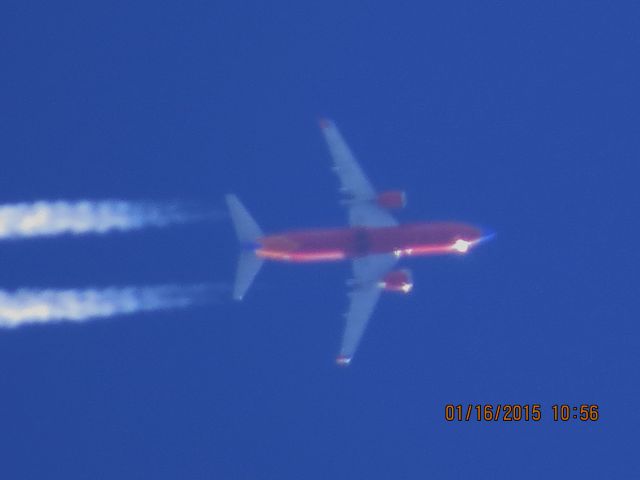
{"left": 225, "top": 194, "right": 265, "bottom": 300}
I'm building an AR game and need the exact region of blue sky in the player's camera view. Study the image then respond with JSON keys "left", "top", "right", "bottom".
{"left": 1, "top": 1, "right": 638, "bottom": 478}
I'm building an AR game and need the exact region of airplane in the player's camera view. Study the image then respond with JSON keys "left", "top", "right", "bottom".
{"left": 226, "top": 118, "right": 494, "bottom": 366}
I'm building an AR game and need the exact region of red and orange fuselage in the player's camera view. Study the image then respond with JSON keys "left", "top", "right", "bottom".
{"left": 254, "top": 222, "right": 491, "bottom": 262}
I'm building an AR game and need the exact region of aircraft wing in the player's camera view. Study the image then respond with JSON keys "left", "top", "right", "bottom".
{"left": 337, "top": 253, "right": 398, "bottom": 365}
{"left": 319, "top": 119, "right": 398, "bottom": 228}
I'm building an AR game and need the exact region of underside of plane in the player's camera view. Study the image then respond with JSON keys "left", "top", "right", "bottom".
{"left": 227, "top": 119, "right": 494, "bottom": 366}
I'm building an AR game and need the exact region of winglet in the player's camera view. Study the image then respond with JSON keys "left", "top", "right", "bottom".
{"left": 336, "top": 355, "right": 352, "bottom": 367}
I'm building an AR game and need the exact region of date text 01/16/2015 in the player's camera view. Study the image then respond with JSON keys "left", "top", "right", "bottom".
{"left": 444, "top": 404, "right": 600, "bottom": 422}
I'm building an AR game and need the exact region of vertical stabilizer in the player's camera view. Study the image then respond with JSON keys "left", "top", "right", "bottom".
{"left": 225, "top": 195, "right": 264, "bottom": 300}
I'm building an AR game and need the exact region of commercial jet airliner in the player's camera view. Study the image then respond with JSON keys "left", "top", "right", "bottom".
{"left": 227, "top": 119, "right": 494, "bottom": 366}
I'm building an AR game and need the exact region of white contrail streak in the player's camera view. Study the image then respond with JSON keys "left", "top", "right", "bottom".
{"left": 0, "top": 200, "right": 209, "bottom": 239}
{"left": 0, "top": 284, "right": 218, "bottom": 328}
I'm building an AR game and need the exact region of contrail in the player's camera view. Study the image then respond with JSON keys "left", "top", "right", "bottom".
{"left": 0, "top": 284, "right": 220, "bottom": 328}
{"left": 0, "top": 200, "right": 214, "bottom": 239}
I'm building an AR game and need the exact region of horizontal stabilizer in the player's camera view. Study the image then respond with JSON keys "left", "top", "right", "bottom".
{"left": 233, "top": 251, "right": 264, "bottom": 300}
{"left": 226, "top": 194, "right": 265, "bottom": 300}
{"left": 225, "top": 194, "right": 263, "bottom": 244}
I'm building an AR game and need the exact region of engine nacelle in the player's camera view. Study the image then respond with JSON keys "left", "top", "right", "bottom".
{"left": 376, "top": 190, "right": 407, "bottom": 210}
{"left": 379, "top": 269, "right": 413, "bottom": 293}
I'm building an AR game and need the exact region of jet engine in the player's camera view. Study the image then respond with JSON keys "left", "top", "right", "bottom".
{"left": 379, "top": 269, "right": 413, "bottom": 293}
{"left": 376, "top": 190, "right": 407, "bottom": 209}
